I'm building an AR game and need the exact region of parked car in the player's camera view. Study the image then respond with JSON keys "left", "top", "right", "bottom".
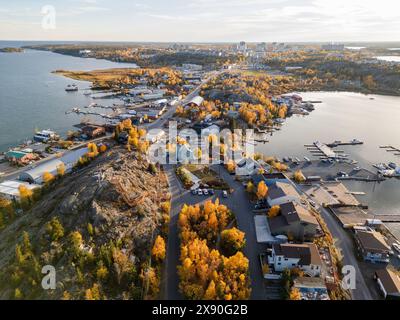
{"left": 222, "top": 191, "right": 228, "bottom": 198}
{"left": 203, "top": 189, "right": 209, "bottom": 196}
{"left": 191, "top": 189, "right": 197, "bottom": 195}
{"left": 208, "top": 189, "right": 215, "bottom": 195}
{"left": 197, "top": 189, "right": 203, "bottom": 196}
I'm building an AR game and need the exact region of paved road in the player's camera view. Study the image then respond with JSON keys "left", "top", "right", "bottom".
{"left": 320, "top": 207, "right": 373, "bottom": 300}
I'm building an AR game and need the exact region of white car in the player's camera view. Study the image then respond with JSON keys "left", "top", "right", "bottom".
{"left": 222, "top": 191, "right": 228, "bottom": 198}
{"left": 197, "top": 189, "right": 203, "bottom": 196}
{"left": 203, "top": 189, "right": 209, "bottom": 196}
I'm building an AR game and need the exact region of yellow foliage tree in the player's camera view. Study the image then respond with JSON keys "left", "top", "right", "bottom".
{"left": 268, "top": 205, "right": 281, "bottom": 218}
{"left": 256, "top": 181, "right": 268, "bottom": 200}
{"left": 42, "top": 172, "right": 55, "bottom": 184}
{"left": 57, "top": 163, "right": 66, "bottom": 177}
{"left": 293, "top": 170, "right": 306, "bottom": 183}
{"left": 289, "top": 287, "right": 301, "bottom": 300}
{"left": 152, "top": 236, "right": 166, "bottom": 262}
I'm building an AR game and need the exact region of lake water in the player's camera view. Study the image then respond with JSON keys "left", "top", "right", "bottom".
{"left": 256, "top": 91, "right": 400, "bottom": 215}
{"left": 0, "top": 42, "right": 137, "bottom": 151}
{"left": 375, "top": 56, "right": 400, "bottom": 62}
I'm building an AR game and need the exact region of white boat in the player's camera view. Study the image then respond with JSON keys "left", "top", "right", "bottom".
{"left": 33, "top": 129, "right": 59, "bottom": 143}
{"left": 65, "top": 84, "right": 78, "bottom": 92}
{"left": 373, "top": 163, "right": 389, "bottom": 171}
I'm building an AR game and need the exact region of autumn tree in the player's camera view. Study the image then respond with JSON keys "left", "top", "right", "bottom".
{"left": 289, "top": 287, "right": 301, "bottom": 300}
{"left": 268, "top": 205, "right": 281, "bottom": 218}
{"left": 246, "top": 181, "right": 254, "bottom": 194}
{"left": 221, "top": 228, "right": 246, "bottom": 256}
{"left": 69, "top": 231, "right": 83, "bottom": 257}
{"left": 42, "top": 172, "right": 55, "bottom": 185}
{"left": 203, "top": 280, "right": 217, "bottom": 300}
{"left": 293, "top": 170, "right": 306, "bottom": 183}
{"left": 152, "top": 236, "right": 166, "bottom": 262}
{"left": 46, "top": 217, "right": 65, "bottom": 241}
{"left": 56, "top": 163, "right": 66, "bottom": 177}
{"left": 85, "top": 283, "right": 101, "bottom": 300}
{"left": 256, "top": 181, "right": 268, "bottom": 200}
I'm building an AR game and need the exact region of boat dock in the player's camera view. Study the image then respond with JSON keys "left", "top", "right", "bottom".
{"left": 305, "top": 141, "right": 337, "bottom": 158}
{"left": 326, "top": 139, "right": 364, "bottom": 147}
{"left": 380, "top": 145, "right": 400, "bottom": 156}
{"left": 378, "top": 215, "right": 400, "bottom": 223}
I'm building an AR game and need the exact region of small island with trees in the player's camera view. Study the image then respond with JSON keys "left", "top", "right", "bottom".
{"left": 0, "top": 47, "right": 24, "bottom": 53}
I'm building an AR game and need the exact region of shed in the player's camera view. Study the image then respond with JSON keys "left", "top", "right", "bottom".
{"left": 0, "top": 180, "right": 41, "bottom": 201}
{"left": 19, "top": 159, "right": 65, "bottom": 184}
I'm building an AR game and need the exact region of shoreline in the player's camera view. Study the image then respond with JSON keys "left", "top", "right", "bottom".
{"left": 27, "top": 47, "right": 400, "bottom": 97}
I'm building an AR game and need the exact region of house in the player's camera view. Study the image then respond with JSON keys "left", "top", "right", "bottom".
{"left": 293, "top": 277, "right": 329, "bottom": 300}
{"left": 81, "top": 125, "right": 106, "bottom": 139}
{"left": 5, "top": 150, "right": 38, "bottom": 165}
{"left": 0, "top": 180, "right": 41, "bottom": 201}
{"left": 267, "top": 181, "right": 301, "bottom": 207}
{"left": 355, "top": 230, "right": 391, "bottom": 263}
{"left": 268, "top": 243, "right": 323, "bottom": 277}
{"left": 184, "top": 96, "right": 204, "bottom": 108}
{"left": 235, "top": 158, "right": 263, "bottom": 176}
{"left": 374, "top": 268, "right": 400, "bottom": 299}
{"left": 268, "top": 202, "right": 319, "bottom": 240}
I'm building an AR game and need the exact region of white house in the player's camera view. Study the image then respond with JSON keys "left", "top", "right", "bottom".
{"left": 268, "top": 243, "right": 323, "bottom": 277}
{"left": 375, "top": 268, "right": 400, "bottom": 299}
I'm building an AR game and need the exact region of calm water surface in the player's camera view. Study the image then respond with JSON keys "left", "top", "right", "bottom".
{"left": 0, "top": 45, "right": 137, "bottom": 151}
{"left": 256, "top": 91, "right": 400, "bottom": 215}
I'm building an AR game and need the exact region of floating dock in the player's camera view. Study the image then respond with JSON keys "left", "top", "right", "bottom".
{"left": 326, "top": 140, "right": 363, "bottom": 147}
{"left": 380, "top": 145, "right": 400, "bottom": 156}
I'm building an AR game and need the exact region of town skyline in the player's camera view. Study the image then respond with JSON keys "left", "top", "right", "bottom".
{"left": 1, "top": 0, "right": 400, "bottom": 42}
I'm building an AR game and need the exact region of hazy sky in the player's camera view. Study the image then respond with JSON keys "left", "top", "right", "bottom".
{"left": 1, "top": 0, "right": 399, "bottom": 42}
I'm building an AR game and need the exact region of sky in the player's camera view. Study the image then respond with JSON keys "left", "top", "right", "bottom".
{"left": 0, "top": 0, "right": 400, "bottom": 42}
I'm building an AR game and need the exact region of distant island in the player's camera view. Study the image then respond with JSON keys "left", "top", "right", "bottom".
{"left": 0, "top": 47, "right": 24, "bottom": 53}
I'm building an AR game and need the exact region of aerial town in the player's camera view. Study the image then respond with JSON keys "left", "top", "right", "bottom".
{"left": 1, "top": 39, "right": 400, "bottom": 303}
{"left": 1, "top": 1, "right": 400, "bottom": 308}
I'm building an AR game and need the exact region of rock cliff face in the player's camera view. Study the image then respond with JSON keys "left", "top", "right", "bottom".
{"left": 0, "top": 148, "right": 170, "bottom": 299}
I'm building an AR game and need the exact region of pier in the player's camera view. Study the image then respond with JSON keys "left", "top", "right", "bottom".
{"left": 378, "top": 215, "right": 400, "bottom": 223}
{"left": 380, "top": 145, "right": 400, "bottom": 156}
{"left": 326, "top": 140, "right": 364, "bottom": 148}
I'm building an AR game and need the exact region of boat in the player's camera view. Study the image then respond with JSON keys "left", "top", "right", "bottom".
{"left": 388, "top": 162, "right": 397, "bottom": 169}
{"left": 373, "top": 163, "right": 389, "bottom": 171}
{"left": 350, "top": 139, "right": 363, "bottom": 144}
{"left": 65, "top": 84, "right": 78, "bottom": 92}
{"left": 33, "top": 129, "right": 59, "bottom": 143}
